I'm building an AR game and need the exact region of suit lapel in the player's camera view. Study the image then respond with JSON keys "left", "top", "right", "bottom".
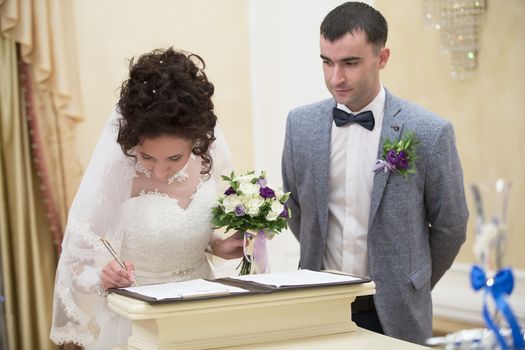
{"left": 313, "top": 101, "right": 334, "bottom": 237}
{"left": 368, "top": 91, "right": 404, "bottom": 227}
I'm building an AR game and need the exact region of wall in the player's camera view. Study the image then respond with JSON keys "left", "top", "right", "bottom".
{"left": 247, "top": 0, "right": 350, "bottom": 273}
{"left": 72, "top": 0, "right": 253, "bottom": 173}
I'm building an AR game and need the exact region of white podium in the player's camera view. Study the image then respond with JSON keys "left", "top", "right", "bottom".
{"left": 108, "top": 279, "right": 429, "bottom": 349}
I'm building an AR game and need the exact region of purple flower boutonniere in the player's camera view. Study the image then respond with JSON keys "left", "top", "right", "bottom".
{"left": 373, "top": 132, "right": 420, "bottom": 178}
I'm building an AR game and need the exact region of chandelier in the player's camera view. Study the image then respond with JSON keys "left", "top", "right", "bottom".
{"left": 422, "top": 0, "right": 487, "bottom": 80}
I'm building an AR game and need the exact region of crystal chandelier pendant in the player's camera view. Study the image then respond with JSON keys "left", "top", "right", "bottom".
{"left": 422, "top": 0, "right": 486, "bottom": 80}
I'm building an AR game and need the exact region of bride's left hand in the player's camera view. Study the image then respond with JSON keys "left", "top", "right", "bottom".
{"left": 211, "top": 232, "right": 244, "bottom": 259}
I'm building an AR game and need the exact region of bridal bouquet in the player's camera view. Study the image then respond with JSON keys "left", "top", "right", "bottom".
{"left": 212, "top": 171, "right": 291, "bottom": 275}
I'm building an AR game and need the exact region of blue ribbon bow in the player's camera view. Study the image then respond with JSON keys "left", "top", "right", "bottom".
{"left": 471, "top": 265, "right": 524, "bottom": 349}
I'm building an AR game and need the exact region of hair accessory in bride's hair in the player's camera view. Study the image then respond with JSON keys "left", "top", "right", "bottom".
{"left": 134, "top": 161, "right": 151, "bottom": 178}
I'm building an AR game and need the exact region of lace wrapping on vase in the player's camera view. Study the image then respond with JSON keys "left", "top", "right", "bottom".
{"left": 50, "top": 217, "right": 113, "bottom": 346}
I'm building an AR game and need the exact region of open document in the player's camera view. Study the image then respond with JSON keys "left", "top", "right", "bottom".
{"left": 118, "top": 279, "right": 250, "bottom": 302}
{"left": 231, "top": 269, "right": 363, "bottom": 288}
{"left": 110, "top": 269, "right": 369, "bottom": 303}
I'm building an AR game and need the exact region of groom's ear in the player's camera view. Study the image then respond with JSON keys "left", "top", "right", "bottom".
{"left": 378, "top": 47, "right": 390, "bottom": 69}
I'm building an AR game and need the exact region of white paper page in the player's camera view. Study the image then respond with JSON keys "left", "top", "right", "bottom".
{"left": 120, "top": 279, "right": 249, "bottom": 300}
{"left": 232, "top": 269, "right": 361, "bottom": 287}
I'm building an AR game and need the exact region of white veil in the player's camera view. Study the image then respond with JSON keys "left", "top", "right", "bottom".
{"left": 49, "top": 109, "right": 233, "bottom": 347}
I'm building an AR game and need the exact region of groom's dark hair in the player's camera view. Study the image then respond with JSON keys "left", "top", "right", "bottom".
{"left": 320, "top": 1, "right": 388, "bottom": 52}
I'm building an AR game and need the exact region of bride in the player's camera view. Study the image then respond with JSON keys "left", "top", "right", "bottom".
{"left": 50, "top": 48, "right": 244, "bottom": 349}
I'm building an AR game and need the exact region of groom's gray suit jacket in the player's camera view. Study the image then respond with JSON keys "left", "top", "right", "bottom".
{"left": 281, "top": 89, "right": 468, "bottom": 344}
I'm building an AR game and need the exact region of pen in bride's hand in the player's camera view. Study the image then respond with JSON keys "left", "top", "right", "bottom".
{"left": 100, "top": 237, "right": 136, "bottom": 286}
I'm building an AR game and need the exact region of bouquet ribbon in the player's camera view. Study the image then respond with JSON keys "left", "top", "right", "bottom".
{"left": 470, "top": 265, "right": 524, "bottom": 349}
{"left": 243, "top": 230, "right": 272, "bottom": 274}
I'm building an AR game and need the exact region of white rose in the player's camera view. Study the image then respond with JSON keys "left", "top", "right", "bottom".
{"left": 239, "top": 183, "right": 260, "bottom": 197}
{"left": 222, "top": 194, "right": 241, "bottom": 213}
{"left": 245, "top": 197, "right": 265, "bottom": 216}
{"left": 266, "top": 211, "right": 279, "bottom": 221}
{"left": 273, "top": 187, "right": 285, "bottom": 200}
{"left": 237, "top": 174, "right": 257, "bottom": 184}
{"left": 266, "top": 201, "right": 284, "bottom": 221}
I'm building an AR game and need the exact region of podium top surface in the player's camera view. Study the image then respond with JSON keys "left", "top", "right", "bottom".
{"left": 108, "top": 280, "right": 376, "bottom": 320}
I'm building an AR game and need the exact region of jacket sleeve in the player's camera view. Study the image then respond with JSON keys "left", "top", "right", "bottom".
{"left": 282, "top": 113, "right": 301, "bottom": 241}
{"left": 424, "top": 122, "right": 469, "bottom": 288}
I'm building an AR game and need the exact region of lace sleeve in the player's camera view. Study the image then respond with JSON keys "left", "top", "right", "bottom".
{"left": 50, "top": 110, "right": 133, "bottom": 346}
{"left": 49, "top": 218, "right": 108, "bottom": 346}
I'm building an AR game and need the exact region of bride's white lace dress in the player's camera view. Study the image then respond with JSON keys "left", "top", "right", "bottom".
{"left": 91, "top": 179, "right": 217, "bottom": 349}
{"left": 121, "top": 181, "right": 216, "bottom": 286}
{"left": 50, "top": 113, "right": 233, "bottom": 349}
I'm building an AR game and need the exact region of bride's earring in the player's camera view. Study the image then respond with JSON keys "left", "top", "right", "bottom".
{"left": 134, "top": 161, "right": 151, "bottom": 178}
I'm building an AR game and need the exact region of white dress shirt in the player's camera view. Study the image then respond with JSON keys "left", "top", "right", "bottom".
{"left": 323, "top": 86, "right": 385, "bottom": 277}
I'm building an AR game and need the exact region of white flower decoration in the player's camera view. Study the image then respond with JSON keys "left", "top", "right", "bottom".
{"left": 266, "top": 201, "right": 284, "bottom": 221}
{"left": 245, "top": 197, "right": 265, "bottom": 217}
{"left": 239, "top": 183, "right": 260, "bottom": 197}
{"left": 237, "top": 174, "right": 257, "bottom": 184}
{"left": 222, "top": 194, "right": 242, "bottom": 213}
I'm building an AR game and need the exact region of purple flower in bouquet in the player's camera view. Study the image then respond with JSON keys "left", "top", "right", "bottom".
{"left": 256, "top": 178, "right": 267, "bottom": 188}
{"left": 280, "top": 204, "right": 289, "bottom": 218}
{"left": 234, "top": 204, "right": 245, "bottom": 216}
{"left": 259, "top": 186, "right": 276, "bottom": 199}
{"left": 224, "top": 186, "right": 235, "bottom": 195}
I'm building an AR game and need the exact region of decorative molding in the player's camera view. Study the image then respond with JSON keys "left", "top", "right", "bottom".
{"left": 432, "top": 262, "right": 525, "bottom": 324}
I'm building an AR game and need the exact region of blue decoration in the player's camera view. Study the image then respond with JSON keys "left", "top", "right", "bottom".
{"left": 471, "top": 265, "right": 524, "bottom": 349}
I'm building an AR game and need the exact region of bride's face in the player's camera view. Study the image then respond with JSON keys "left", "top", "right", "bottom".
{"left": 134, "top": 135, "right": 193, "bottom": 181}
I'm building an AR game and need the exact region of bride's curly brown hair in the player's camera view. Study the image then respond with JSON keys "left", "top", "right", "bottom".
{"left": 116, "top": 47, "right": 217, "bottom": 176}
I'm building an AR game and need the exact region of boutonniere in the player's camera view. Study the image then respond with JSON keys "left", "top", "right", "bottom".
{"left": 373, "top": 131, "right": 420, "bottom": 178}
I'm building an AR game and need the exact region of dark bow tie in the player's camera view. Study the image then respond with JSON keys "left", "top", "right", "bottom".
{"left": 332, "top": 108, "right": 375, "bottom": 130}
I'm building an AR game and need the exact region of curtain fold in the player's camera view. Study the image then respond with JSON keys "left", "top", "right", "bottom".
{"left": 0, "top": 0, "right": 84, "bottom": 243}
{"left": 1, "top": 0, "right": 83, "bottom": 121}
{"left": 0, "top": 35, "right": 58, "bottom": 350}
{"left": 0, "top": 0, "right": 84, "bottom": 348}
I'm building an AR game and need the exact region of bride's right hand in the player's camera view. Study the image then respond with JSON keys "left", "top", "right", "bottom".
{"left": 101, "top": 260, "right": 135, "bottom": 290}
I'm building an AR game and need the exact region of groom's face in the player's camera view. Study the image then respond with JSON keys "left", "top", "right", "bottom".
{"left": 320, "top": 30, "right": 389, "bottom": 111}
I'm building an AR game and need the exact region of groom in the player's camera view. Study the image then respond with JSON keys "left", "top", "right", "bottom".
{"left": 281, "top": 2, "right": 468, "bottom": 345}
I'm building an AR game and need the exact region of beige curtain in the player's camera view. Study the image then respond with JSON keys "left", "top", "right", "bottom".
{"left": 0, "top": 35, "right": 59, "bottom": 350}
{"left": 0, "top": 0, "right": 84, "bottom": 239}
{"left": 1, "top": 0, "right": 84, "bottom": 349}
